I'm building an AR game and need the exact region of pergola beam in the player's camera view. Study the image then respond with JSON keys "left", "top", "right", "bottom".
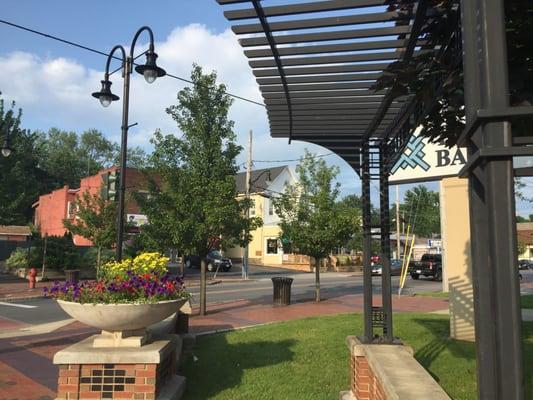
{"left": 224, "top": 0, "right": 386, "bottom": 21}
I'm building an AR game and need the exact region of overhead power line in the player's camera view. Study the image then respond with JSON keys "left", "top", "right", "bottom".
{"left": 0, "top": 18, "right": 265, "bottom": 107}
{"left": 252, "top": 153, "right": 334, "bottom": 163}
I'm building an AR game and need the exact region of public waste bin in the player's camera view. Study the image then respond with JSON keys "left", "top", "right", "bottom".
{"left": 271, "top": 277, "right": 293, "bottom": 306}
{"left": 64, "top": 269, "right": 80, "bottom": 283}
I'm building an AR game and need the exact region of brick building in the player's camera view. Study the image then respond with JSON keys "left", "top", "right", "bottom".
{"left": 33, "top": 167, "right": 150, "bottom": 246}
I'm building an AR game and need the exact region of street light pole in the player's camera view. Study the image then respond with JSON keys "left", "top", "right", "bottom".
{"left": 243, "top": 130, "right": 252, "bottom": 280}
{"left": 116, "top": 56, "right": 131, "bottom": 262}
{"left": 92, "top": 26, "right": 165, "bottom": 261}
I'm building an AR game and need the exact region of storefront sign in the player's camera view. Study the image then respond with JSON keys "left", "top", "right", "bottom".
{"left": 389, "top": 127, "right": 467, "bottom": 184}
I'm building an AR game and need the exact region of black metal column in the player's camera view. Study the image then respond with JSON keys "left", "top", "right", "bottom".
{"left": 379, "top": 144, "right": 393, "bottom": 342}
{"left": 461, "top": 0, "right": 524, "bottom": 398}
{"left": 361, "top": 143, "right": 373, "bottom": 343}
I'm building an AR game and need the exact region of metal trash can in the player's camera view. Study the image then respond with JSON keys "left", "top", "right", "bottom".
{"left": 64, "top": 269, "right": 80, "bottom": 283}
{"left": 271, "top": 277, "right": 293, "bottom": 306}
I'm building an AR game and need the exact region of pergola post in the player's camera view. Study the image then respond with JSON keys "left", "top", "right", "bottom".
{"left": 460, "top": 0, "right": 524, "bottom": 398}
{"left": 379, "top": 144, "right": 393, "bottom": 342}
{"left": 361, "top": 142, "right": 373, "bottom": 343}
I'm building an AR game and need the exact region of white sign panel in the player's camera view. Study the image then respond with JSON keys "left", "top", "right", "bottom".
{"left": 127, "top": 214, "right": 148, "bottom": 226}
{"left": 389, "top": 128, "right": 468, "bottom": 184}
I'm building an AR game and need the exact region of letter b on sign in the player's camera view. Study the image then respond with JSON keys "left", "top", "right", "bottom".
{"left": 436, "top": 150, "right": 450, "bottom": 167}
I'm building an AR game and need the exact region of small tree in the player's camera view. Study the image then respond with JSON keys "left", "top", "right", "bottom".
{"left": 274, "top": 150, "right": 359, "bottom": 302}
{"left": 140, "top": 65, "right": 262, "bottom": 315}
{"left": 63, "top": 190, "right": 116, "bottom": 272}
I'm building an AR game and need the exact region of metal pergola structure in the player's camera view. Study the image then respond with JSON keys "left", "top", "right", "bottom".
{"left": 216, "top": 1, "right": 533, "bottom": 399}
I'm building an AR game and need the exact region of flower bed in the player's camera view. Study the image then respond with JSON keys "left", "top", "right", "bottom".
{"left": 44, "top": 252, "right": 190, "bottom": 304}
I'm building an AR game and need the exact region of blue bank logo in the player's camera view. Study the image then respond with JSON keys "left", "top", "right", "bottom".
{"left": 391, "top": 135, "right": 430, "bottom": 174}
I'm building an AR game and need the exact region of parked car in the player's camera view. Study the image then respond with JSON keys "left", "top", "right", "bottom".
{"left": 518, "top": 259, "right": 533, "bottom": 270}
{"left": 371, "top": 259, "right": 402, "bottom": 276}
{"left": 184, "top": 250, "right": 232, "bottom": 272}
{"left": 409, "top": 253, "right": 443, "bottom": 281}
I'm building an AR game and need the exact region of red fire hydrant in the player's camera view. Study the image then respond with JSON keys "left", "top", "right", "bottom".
{"left": 28, "top": 268, "right": 37, "bottom": 289}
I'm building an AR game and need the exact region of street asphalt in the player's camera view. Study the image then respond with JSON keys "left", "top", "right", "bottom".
{"left": 0, "top": 266, "right": 448, "bottom": 326}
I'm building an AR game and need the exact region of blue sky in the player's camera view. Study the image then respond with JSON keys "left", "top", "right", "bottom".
{"left": 1, "top": 0, "right": 532, "bottom": 216}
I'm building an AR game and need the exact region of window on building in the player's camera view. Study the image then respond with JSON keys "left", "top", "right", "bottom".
{"left": 268, "top": 200, "right": 274, "bottom": 216}
{"left": 266, "top": 238, "right": 278, "bottom": 254}
{"left": 250, "top": 204, "right": 255, "bottom": 216}
{"left": 67, "top": 202, "right": 77, "bottom": 219}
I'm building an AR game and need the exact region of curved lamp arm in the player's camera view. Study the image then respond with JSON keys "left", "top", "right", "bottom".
{"left": 104, "top": 45, "right": 127, "bottom": 79}
{"left": 130, "top": 26, "right": 155, "bottom": 59}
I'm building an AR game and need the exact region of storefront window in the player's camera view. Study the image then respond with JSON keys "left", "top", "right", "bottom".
{"left": 266, "top": 238, "right": 278, "bottom": 254}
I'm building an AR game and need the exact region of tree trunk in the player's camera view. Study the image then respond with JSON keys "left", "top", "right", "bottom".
{"left": 96, "top": 246, "right": 102, "bottom": 277}
{"left": 200, "top": 257, "right": 207, "bottom": 316}
{"left": 315, "top": 257, "right": 321, "bottom": 302}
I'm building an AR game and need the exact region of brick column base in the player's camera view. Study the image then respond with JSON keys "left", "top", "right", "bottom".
{"left": 341, "top": 336, "right": 451, "bottom": 400}
{"left": 54, "top": 335, "right": 182, "bottom": 400}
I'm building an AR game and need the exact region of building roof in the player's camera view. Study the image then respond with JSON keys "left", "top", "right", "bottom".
{"left": 0, "top": 225, "right": 31, "bottom": 236}
{"left": 517, "top": 222, "right": 533, "bottom": 231}
{"left": 518, "top": 230, "right": 533, "bottom": 245}
{"left": 235, "top": 165, "right": 287, "bottom": 194}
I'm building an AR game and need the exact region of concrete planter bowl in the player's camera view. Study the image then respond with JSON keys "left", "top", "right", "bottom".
{"left": 57, "top": 298, "right": 187, "bottom": 331}
{"left": 57, "top": 298, "right": 188, "bottom": 347}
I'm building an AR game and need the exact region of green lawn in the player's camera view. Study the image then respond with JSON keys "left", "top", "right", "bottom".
{"left": 523, "top": 295, "right": 533, "bottom": 309}
{"left": 182, "top": 314, "right": 533, "bottom": 400}
{"left": 414, "top": 291, "right": 450, "bottom": 298}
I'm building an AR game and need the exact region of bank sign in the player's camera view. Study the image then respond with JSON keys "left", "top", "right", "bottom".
{"left": 389, "top": 128, "right": 467, "bottom": 184}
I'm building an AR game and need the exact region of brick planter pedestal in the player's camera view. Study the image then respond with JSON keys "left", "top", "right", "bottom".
{"left": 340, "top": 336, "right": 451, "bottom": 400}
{"left": 54, "top": 335, "right": 185, "bottom": 400}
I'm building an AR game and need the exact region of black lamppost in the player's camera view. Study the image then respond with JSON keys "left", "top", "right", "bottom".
{"left": 92, "top": 26, "right": 166, "bottom": 261}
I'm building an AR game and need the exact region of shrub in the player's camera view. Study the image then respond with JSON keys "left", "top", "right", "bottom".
{"left": 81, "top": 247, "right": 115, "bottom": 269}
{"left": 5, "top": 248, "right": 30, "bottom": 270}
{"left": 42, "top": 234, "right": 80, "bottom": 270}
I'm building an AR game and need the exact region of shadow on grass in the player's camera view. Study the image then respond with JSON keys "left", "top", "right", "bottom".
{"left": 411, "top": 318, "right": 474, "bottom": 367}
{"left": 410, "top": 317, "right": 533, "bottom": 398}
{"left": 181, "top": 334, "right": 296, "bottom": 399}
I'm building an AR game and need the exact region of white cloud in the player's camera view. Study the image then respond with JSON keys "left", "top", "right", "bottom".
{"left": 0, "top": 23, "right": 362, "bottom": 197}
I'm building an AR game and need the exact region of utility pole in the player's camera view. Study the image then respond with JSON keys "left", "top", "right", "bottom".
{"left": 243, "top": 130, "right": 252, "bottom": 280}
{"left": 396, "top": 185, "right": 401, "bottom": 259}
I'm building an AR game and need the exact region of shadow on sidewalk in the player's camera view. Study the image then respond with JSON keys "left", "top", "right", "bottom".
{"left": 181, "top": 334, "right": 296, "bottom": 399}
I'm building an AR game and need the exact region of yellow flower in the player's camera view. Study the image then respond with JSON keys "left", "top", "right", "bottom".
{"left": 101, "top": 252, "right": 169, "bottom": 278}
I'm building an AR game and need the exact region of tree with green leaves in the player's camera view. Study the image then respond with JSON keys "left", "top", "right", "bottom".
{"left": 374, "top": 0, "right": 531, "bottom": 146}
{"left": 63, "top": 190, "right": 117, "bottom": 272}
{"left": 140, "top": 65, "right": 262, "bottom": 315}
{"left": 399, "top": 185, "right": 440, "bottom": 238}
{"left": 0, "top": 95, "right": 50, "bottom": 225}
{"left": 274, "top": 150, "right": 359, "bottom": 302}
{"left": 80, "top": 129, "right": 117, "bottom": 176}
{"left": 337, "top": 194, "right": 383, "bottom": 254}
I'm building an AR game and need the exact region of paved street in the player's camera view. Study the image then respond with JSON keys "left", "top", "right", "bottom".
{"left": 0, "top": 267, "right": 442, "bottom": 328}
{"left": 1, "top": 266, "right": 531, "bottom": 329}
